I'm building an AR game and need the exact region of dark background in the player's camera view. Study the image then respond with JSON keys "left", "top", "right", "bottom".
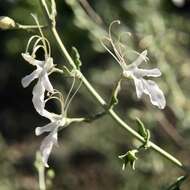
{"left": 0, "top": 0, "right": 190, "bottom": 189}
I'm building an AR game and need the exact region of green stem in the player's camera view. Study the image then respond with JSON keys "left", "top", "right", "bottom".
{"left": 38, "top": 165, "right": 46, "bottom": 190}
{"left": 15, "top": 23, "right": 46, "bottom": 30}
{"left": 39, "top": 0, "right": 185, "bottom": 172}
{"left": 35, "top": 152, "right": 46, "bottom": 190}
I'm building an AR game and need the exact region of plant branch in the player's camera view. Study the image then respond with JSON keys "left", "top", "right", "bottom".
{"left": 39, "top": 0, "right": 186, "bottom": 172}
{"left": 16, "top": 23, "right": 46, "bottom": 30}
{"left": 51, "top": 27, "right": 185, "bottom": 171}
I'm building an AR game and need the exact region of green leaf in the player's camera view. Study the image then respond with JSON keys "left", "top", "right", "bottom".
{"left": 71, "top": 47, "right": 82, "bottom": 70}
{"left": 136, "top": 117, "right": 150, "bottom": 149}
{"left": 109, "top": 78, "right": 122, "bottom": 109}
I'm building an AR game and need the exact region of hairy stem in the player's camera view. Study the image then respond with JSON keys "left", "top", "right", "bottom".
{"left": 40, "top": 0, "right": 185, "bottom": 172}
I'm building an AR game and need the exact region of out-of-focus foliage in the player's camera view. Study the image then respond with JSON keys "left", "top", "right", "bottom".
{"left": 0, "top": 0, "right": 190, "bottom": 189}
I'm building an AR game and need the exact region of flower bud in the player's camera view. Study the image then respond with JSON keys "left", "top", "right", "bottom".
{"left": 0, "top": 16, "right": 16, "bottom": 30}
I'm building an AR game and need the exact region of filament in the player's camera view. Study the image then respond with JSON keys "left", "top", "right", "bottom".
{"left": 101, "top": 37, "right": 120, "bottom": 63}
{"left": 64, "top": 79, "right": 83, "bottom": 117}
{"left": 26, "top": 35, "right": 41, "bottom": 53}
{"left": 31, "top": 14, "right": 48, "bottom": 57}
{"left": 64, "top": 76, "right": 76, "bottom": 112}
{"left": 32, "top": 37, "right": 51, "bottom": 57}
{"left": 108, "top": 20, "right": 124, "bottom": 63}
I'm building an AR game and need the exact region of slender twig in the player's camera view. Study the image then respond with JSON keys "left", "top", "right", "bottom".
{"left": 38, "top": 165, "right": 46, "bottom": 190}
{"left": 14, "top": 23, "right": 47, "bottom": 31}
{"left": 79, "top": 0, "right": 103, "bottom": 25}
{"left": 39, "top": 0, "right": 186, "bottom": 171}
{"left": 35, "top": 152, "right": 46, "bottom": 190}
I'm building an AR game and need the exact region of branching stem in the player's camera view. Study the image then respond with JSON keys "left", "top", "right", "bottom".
{"left": 39, "top": 0, "right": 186, "bottom": 172}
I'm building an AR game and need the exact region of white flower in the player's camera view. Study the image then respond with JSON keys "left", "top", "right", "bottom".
{"left": 21, "top": 53, "right": 54, "bottom": 116}
{"left": 123, "top": 50, "right": 166, "bottom": 109}
{"left": 101, "top": 21, "right": 166, "bottom": 109}
{"left": 35, "top": 114, "right": 66, "bottom": 167}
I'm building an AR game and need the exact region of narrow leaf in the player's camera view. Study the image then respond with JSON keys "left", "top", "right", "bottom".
{"left": 136, "top": 117, "right": 150, "bottom": 148}
{"left": 71, "top": 47, "right": 82, "bottom": 70}
{"left": 109, "top": 78, "right": 122, "bottom": 109}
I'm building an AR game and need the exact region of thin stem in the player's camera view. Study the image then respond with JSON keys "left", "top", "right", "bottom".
{"left": 39, "top": 0, "right": 185, "bottom": 171}
{"left": 38, "top": 165, "right": 46, "bottom": 190}
{"left": 16, "top": 23, "right": 46, "bottom": 30}
{"left": 35, "top": 152, "right": 46, "bottom": 190}
{"left": 51, "top": 28, "right": 77, "bottom": 69}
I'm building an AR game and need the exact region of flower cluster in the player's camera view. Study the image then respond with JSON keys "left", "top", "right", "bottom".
{"left": 21, "top": 19, "right": 166, "bottom": 168}
{"left": 21, "top": 34, "right": 70, "bottom": 167}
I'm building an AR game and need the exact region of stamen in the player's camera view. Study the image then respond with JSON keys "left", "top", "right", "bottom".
{"left": 130, "top": 50, "right": 149, "bottom": 63}
{"left": 32, "top": 37, "right": 51, "bottom": 57}
{"left": 108, "top": 20, "right": 124, "bottom": 63}
{"left": 64, "top": 79, "right": 83, "bottom": 117}
{"left": 116, "top": 31, "right": 132, "bottom": 60}
{"left": 101, "top": 37, "right": 120, "bottom": 63}
{"left": 31, "top": 14, "right": 48, "bottom": 57}
{"left": 64, "top": 76, "right": 76, "bottom": 113}
{"left": 32, "top": 45, "right": 46, "bottom": 57}
{"left": 26, "top": 35, "right": 41, "bottom": 53}
{"left": 44, "top": 91, "right": 64, "bottom": 115}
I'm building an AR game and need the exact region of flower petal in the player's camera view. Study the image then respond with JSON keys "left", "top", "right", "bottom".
{"left": 35, "top": 121, "right": 57, "bottom": 136}
{"left": 133, "top": 77, "right": 144, "bottom": 98}
{"left": 142, "top": 79, "right": 166, "bottom": 109}
{"left": 32, "top": 79, "right": 45, "bottom": 115}
{"left": 134, "top": 68, "right": 161, "bottom": 78}
{"left": 132, "top": 50, "right": 148, "bottom": 67}
{"left": 40, "top": 127, "right": 58, "bottom": 167}
{"left": 42, "top": 73, "right": 54, "bottom": 92}
{"left": 22, "top": 53, "right": 44, "bottom": 66}
{"left": 21, "top": 68, "right": 42, "bottom": 88}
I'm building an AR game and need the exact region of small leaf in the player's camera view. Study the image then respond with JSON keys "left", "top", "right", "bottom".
{"left": 136, "top": 117, "right": 146, "bottom": 137}
{"left": 71, "top": 47, "right": 82, "bottom": 70}
{"left": 118, "top": 149, "right": 138, "bottom": 170}
{"left": 109, "top": 78, "right": 122, "bottom": 109}
{"left": 136, "top": 117, "right": 150, "bottom": 149}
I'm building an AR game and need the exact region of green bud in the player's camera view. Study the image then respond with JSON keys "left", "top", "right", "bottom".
{"left": 0, "top": 16, "right": 15, "bottom": 30}
{"left": 47, "top": 169, "right": 55, "bottom": 179}
{"left": 119, "top": 149, "right": 138, "bottom": 170}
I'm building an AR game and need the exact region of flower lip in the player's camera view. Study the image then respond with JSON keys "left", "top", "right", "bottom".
{"left": 21, "top": 53, "right": 45, "bottom": 67}
{"left": 34, "top": 114, "right": 67, "bottom": 167}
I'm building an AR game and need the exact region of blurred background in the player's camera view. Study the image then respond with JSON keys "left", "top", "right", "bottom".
{"left": 0, "top": 0, "right": 190, "bottom": 189}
